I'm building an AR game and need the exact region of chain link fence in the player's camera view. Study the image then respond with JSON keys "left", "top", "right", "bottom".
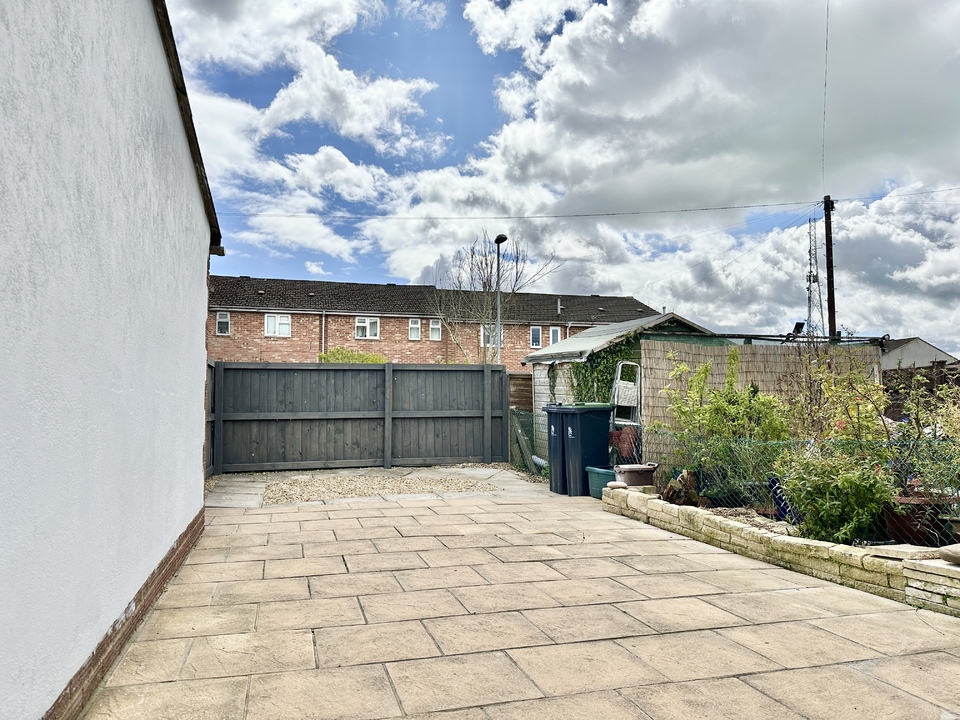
{"left": 509, "top": 410, "right": 960, "bottom": 547}
{"left": 648, "top": 430, "right": 960, "bottom": 547}
{"left": 508, "top": 410, "right": 643, "bottom": 477}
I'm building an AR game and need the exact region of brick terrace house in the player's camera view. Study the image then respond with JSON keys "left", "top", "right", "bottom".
{"left": 207, "top": 275, "right": 659, "bottom": 372}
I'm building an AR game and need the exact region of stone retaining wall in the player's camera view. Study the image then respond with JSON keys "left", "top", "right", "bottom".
{"left": 603, "top": 487, "right": 960, "bottom": 618}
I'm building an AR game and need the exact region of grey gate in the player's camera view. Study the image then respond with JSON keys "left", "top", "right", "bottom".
{"left": 207, "top": 363, "right": 509, "bottom": 473}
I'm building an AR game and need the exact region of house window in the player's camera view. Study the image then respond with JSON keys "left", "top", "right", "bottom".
{"left": 530, "top": 326, "right": 542, "bottom": 348}
{"left": 216, "top": 311, "right": 230, "bottom": 336}
{"left": 355, "top": 317, "right": 380, "bottom": 339}
{"left": 264, "top": 314, "right": 291, "bottom": 337}
{"left": 549, "top": 326, "right": 562, "bottom": 345}
{"left": 408, "top": 318, "right": 421, "bottom": 340}
{"left": 429, "top": 319, "right": 442, "bottom": 341}
{"left": 481, "top": 325, "right": 504, "bottom": 348}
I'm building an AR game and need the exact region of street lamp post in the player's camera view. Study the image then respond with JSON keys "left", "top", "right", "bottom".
{"left": 494, "top": 233, "right": 508, "bottom": 364}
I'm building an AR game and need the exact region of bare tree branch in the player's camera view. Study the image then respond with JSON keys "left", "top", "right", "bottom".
{"left": 431, "top": 231, "right": 562, "bottom": 363}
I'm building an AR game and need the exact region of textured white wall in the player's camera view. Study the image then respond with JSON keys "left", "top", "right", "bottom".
{"left": 0, "top": 2, "right": 210, "bottom": 717}
{"left": 881, "top": 340, "right": 957, "bottom": 370}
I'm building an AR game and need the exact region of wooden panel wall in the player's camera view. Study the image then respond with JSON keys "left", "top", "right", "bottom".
{"left": 207, "top": 363, "right": 508, "bottom": 473}
{"left": 204, "top": 361, "right": 215, "bottom": 477}
{"left": 508, "top": 372, "right": 533, "bottom": 412}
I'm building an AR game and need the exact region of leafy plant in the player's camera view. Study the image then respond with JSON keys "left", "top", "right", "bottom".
{"left": 570, "top": 340, "right": 635, "bottom": 403}
{"left": 659, "top": 348, "right": 792, "bottom": 509}
{"left": 318, "top": 347, "right": 387, "bottom": 363}
{"left": 663, "top": 348, "right": 790, "bottom": 442}
{"left": 775, "top": 446, "right": 897, "bottom": 543}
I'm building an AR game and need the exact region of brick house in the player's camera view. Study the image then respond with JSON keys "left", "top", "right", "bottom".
{"left": 207, "top": 275, "right": 658, "bottom": 372}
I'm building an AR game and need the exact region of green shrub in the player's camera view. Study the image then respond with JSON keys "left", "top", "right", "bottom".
{"left": 775, "top": 447, "right": 897, "bottom": 543}
{"left": 318, "top": 347, "right": 387, "bottom": 364}
{"left": 663, "top": 348, "right": 790, "bottom": 442}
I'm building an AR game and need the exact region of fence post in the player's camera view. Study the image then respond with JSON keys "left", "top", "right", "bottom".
{"left": 383, "top": 363, "right": 393, "bottom": 469}
{"left": 500, "top": 369, "right": 510, "bottom": 462}
{"left": 213, "top": 361, "right": 224, "bottom": 475}
{"left": 483, "top": 364, "right": 492, "bottom": 463}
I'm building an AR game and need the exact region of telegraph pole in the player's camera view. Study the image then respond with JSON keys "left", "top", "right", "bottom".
{"left": 823, "top": 195, "right": 837, "bottom": 339}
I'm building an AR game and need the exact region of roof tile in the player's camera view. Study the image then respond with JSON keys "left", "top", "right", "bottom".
{"left": 208, "top": 275, "right": 657, "bottom": 325}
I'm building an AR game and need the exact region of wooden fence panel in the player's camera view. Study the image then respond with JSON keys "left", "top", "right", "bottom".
{"left": 210, "top": 363, "right": 506, "bottom": 472}
{"left": 204, "top": 361, "right": 215, "bottom": 477}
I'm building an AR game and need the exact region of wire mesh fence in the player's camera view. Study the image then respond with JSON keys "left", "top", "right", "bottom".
{"left": 644, "top": 429, "right": 960, "bottom": 547}
{"left": 508, "top": 410, "right": 643, "bottom": 477}
{"left": 509, "top": 410, "right": 960, "bottom": 547}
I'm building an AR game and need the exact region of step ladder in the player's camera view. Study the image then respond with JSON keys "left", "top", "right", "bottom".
{"left": 609, "top": 361, "right": 640, "bottom": 422}
{"left": 609, "top": 361, "right": 641, "bottom": 463}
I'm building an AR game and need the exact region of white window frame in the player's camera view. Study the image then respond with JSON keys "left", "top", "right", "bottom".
{"left": 408, "top": 318, "right": 421, "bottom": 341}
{"left": 216, "top": 311, "right": 230, "bottom": 336}
{"left": 530, "top": 326, "right": 542, "bottom": 348}
{"left": 355, "top": 316, "right": 380, "bottom": 340}
{"left": 480, "top": 324, "right": 504, "bottom": 348}
{"left": 549, "top": 326, "right": 562, "bottom": 345}
{"left": 264, "top": 313, "right": 291, "bottom": 338}
{"left": 429, "top": 319, "right": 442, "bottom": 341}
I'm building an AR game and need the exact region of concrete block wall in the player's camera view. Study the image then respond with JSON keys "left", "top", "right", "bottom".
{"left": 603, "top": 488, "right": 958, "bottom": 617}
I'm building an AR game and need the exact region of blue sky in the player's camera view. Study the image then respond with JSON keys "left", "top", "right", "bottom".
{"left": 169, "top": 0, "right": 960, "bottom": 354}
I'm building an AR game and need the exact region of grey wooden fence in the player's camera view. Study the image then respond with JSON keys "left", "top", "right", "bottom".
{"left": 205, "top": 361, "right": 215, "bottom": 477}
{"left": 207, "top": 362, "right": 509, "bottom": 474}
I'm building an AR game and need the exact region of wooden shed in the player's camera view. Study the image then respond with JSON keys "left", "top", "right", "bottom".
{"left": 522, "top": 315, "right": 882, "bottom": 460}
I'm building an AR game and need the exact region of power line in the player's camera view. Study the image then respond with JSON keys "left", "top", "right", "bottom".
{"left": 631, "top": 205, "right": 825, "bottom": 292}
{"left": 836, "top": 186, "right": 960, "bottom": 202}
{"left": 664, "top": 204, "right": 820, "bottom": 306}
{"left": 703, "top": 229, "right": 798, "bottom": 314}
{"left": 216, "top": 186, "right": 960, "bottom": 224}
{"left": 218, "top": 199, "right": 817, "bottom": 223}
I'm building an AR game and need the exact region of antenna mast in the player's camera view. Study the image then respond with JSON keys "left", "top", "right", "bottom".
{"left": 806, "top": 218, "right": 826, "bottom": 337}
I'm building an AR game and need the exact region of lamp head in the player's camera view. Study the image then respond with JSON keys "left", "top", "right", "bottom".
{"left": 494, "top": 234, "right": 508, "bottom": 245}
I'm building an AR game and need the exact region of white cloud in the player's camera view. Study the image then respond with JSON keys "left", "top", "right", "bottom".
{"left": 464, "top": 0, "right": 594, "bottom": 71}
{"left": 286, "top": 147, "right": 387, "bottom": 202}
{"left": 186, "top": 85, "right": 273, "bottom": 189}
{"left": 397, "top": 0, "right": 447, "bottom": 30}
{"left": 304, "top": 261, "right": 332, "bottom": 275}
{"left": 494, "top": 72, "right": 535, "bottom": 120}
{"left": 169, "top": 0, "right": 382, "bottom": 71}
{"left": 261, "top": 43, "right": 444, "bottom": 157}
{"left": 173, "top": 0, "right": 960, "bottom": 355}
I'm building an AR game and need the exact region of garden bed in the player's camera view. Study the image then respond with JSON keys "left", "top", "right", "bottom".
{"left": 603, "top": 486, "right": 960, "bottom": 618}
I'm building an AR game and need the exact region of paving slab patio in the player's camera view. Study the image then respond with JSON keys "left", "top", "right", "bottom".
{"left": 82, "top": 467, "right": 960, "bottom": 719}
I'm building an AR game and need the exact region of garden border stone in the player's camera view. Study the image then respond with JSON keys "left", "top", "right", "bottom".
{"left": 602, "top": 487, "right": 959, "bottom": 618}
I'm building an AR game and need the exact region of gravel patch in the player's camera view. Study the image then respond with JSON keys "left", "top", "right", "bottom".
{"left": 262, "top": 475, "right": 500, "bottom": 505}
{"left": 709, "top": 506, "right": 792, "bottom": 535}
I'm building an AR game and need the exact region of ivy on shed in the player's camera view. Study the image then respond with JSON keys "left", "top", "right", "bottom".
{"left": 570, "top": 339, "right": 637, "bottom": 403}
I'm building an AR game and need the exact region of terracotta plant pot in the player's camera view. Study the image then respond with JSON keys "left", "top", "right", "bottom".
{"left": 883, "top": 495, "right": 950, "bottom": 547}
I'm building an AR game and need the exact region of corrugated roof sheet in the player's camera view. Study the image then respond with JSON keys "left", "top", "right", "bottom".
{"left": 208, "top": 275, "right": 658, "bottom": 324}
{"left": 521, "top": 313, "right": 714, "bottom": 364}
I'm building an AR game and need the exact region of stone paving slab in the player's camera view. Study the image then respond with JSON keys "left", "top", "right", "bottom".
{"left": 82, "top": 467, "right": 960, "bottom": 719}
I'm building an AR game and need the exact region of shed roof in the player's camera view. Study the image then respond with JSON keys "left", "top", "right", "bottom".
{"left": 521, "top": 313, "right": 714, "bottom": 364}
{"left": 208, "top": 275, "right": 658, "bottom": 324}
{"left": 880, "top": 336, "right": 958, "bottom": 370}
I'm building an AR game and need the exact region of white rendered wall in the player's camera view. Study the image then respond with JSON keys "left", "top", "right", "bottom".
{"left": 881, "top": 340, "right": 958, "bottom": 370}
{"left": 0, "top": 2, "right": 210, "bottom": 717}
